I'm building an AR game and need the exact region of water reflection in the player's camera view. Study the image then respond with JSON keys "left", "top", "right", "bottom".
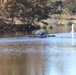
{"left": 0, "top": 25, "right": 74, "bottom": 38}
{"left": 0, "top": 42, "right": 45, "bottom": 75}
{"left": 0, "top": 38, "right": 76, "bottom": 75}
{"left": 0, "top": 33, "right": 76, "bottom": 75}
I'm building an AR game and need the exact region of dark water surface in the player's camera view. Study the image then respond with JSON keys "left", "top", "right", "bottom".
{"left": 0, "top": 25, "right": 73, "bottom": 38}
{"left": 0, "top": 26, "right": 76, "bottom": 75}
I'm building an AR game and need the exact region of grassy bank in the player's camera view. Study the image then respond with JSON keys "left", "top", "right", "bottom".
{"left": 0, "top": 17, "right": 76, "bottom": 33}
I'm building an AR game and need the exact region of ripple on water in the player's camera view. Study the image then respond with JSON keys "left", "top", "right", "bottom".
{"left": 0, "top": 33, "right": 76, "bottom": 75}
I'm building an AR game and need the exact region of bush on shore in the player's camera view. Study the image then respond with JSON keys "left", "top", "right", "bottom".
{"left": 0, "top": 24, "right": 39, "bottom": 33}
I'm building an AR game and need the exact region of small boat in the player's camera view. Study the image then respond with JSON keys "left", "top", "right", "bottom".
{"left": 35, "top": 29, "right": 47, "bottom": 38}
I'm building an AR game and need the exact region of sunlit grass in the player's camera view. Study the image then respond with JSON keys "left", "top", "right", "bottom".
{"left": 61, "top": 20, "right": 71, "bottom": 25}
{"left": 61, "top": 19, "right": 76, "bottom": 25}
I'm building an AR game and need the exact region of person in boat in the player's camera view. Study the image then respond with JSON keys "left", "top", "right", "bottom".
{"left": 35, "top": 29, "right": 47, "bottom": 38}
{"left": 35, "top": 29, "right": 56, "bottom": 38}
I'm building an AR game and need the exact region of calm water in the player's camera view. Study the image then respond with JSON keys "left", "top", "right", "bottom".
{"left": 0, "top": 26, "right": 76, "bottom": 75}
{"left": 0, "top": 25, "right": 73, "bottom": 38}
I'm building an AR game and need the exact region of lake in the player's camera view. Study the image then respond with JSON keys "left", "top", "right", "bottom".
{"left": 0, "top": 25, "right": 76, "bottom": 75}
{"left": 0, "top": 25, "right": 73, "bottom": 38}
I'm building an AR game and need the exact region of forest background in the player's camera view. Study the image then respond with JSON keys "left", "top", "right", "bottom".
{"left": 0, "top": 0, "right": 76, "bottom": 32}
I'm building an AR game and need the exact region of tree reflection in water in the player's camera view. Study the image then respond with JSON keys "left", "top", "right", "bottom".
{"left": 0, "top": 36, "right": 76, "bottom": 75}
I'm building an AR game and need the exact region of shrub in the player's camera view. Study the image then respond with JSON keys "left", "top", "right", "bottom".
{"left": 49, "top": 25, "right": 53, "bottom": 29}
{"left": 68, "top": 21, "right": 73, "bottom": 26}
